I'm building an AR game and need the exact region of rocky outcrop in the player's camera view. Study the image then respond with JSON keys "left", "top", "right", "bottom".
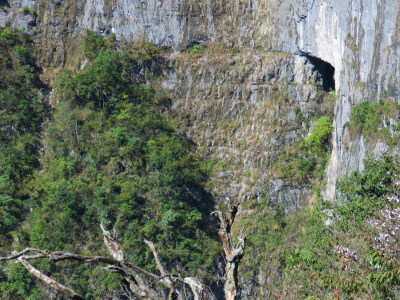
{"left": 163, "top": 49, "right": 328, "bottom": 210}
{"left": 293, "top": 0, "right": 400, "bottom": 199}
{"left": 2, "top": 0, "right": 400, "bottom": 297}
{"left": 2, "top": 0, "right": 398, "bottom": 201}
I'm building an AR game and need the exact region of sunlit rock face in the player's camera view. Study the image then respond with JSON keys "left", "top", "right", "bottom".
{"left": 1, "top": 0, "right": 400, "bottom": 202}
{"left": 1, "top": 0, "right": 400, "bottom": 297}
{"left": 293, "top": 0, "right": 400, "bottom": 199}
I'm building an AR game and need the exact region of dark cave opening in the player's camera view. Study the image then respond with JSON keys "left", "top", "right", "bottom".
{"left": 304, "top": 54, "right": 336, "bottom": 92}
{"left": 0, "top": 0, "right": 10, "bottom": 8}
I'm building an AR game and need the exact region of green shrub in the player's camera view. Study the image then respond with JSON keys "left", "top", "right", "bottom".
{"left": 273, "top": 110, "right": 334, "bottom": 184}
{"left": 348, "top": 99, "right": 399, "bottom": 140}
{"left": 131, "top": 42, "right": 160, "bottom": 62}
{"left": 279, "top": 153, "right": 400, "bottom": 298}
{"left": 81, "top": 30, "right": 106, "bottom": 59}
{"left": 277, "top": 155, "right": 400, "bottom": 297}
{"left": 0, "top": 263, "right": 38, "bottom": 298}
{"left": 12, "top": 45, "right": 27, "bottom": 63}
{"left": 296, "top": 157, "right": 315, "bottom": 179}
{"left": 0, "top": 27, "right": 16, "bottom": 44}
{"left": 0, "top": 26, "right": 46, "bottom": 251}
{"left": 0, "top": 29, "right": 219, "bottom": 298}
{"left": 306, "top": 116, "right": 333, "bottom": 156}
{"left": 21, "top": 6, "right": 30, "bottom": 15}
{"left": 189, "top": 45, "right": 204, "bottom": 57}
{"left": 337, "top": 154, "right": 400, "bottom": 225}
{"left": 26, "top": 39, "right": 219, "bottom": 295}
{"left": 349, "top": 101, "right": 374, "bottom": 135}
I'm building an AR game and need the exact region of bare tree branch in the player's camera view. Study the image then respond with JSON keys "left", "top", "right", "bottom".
{"left": 0, "top": 248, "right": 163, "bottom": 299}
{"left": 1, "top": 207, "right": 245, "bottom": 300}
{"left": 0, "top": 248, "right": 48, "bottom": 261}
{"left": 144, "top": 239, "right": 172, "bottom": 286}
{"left": 182, "top": 277, "right": 208, "bottom": 300}
{"left": 100, "top": 222, "right": 124, "bottom": 262}
{"left": 124, "top": 261, "right": 160, "bottom": 280}
{"left": 144, "top": 238, "right": 210, "bottom": 300}
{"left": 212, "top": 198, "right": 246, "bottom": 300}
{"left": 99, "top": 224, "right": 163, "bottom": 300}
{"left": 144, "top": 239, "right": 187, "bottom": 300}
{"left": 17, "top": 258, "right": 85, "bottom": 300}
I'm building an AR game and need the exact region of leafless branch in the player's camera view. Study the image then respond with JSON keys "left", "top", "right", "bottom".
{"left": 144, "top": 239, "right": 173, "bottom": 286}
{"left": 1, "top": 199, "right": 246, "bottom": 300}
{"left": 17, "top": 258, "right": 85, "bottom": 300}
{"left": 212, "top": 198, "right": 246, "bottom": 300}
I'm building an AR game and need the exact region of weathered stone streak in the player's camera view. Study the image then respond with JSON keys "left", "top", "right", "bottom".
{"left": 163, "top": 49, "right": 327, "bottom": 210}
{"left": 293, "top": 0, "right": 400, "bottom": 198}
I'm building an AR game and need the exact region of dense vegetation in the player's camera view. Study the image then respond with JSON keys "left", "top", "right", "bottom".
{"left": 1, "top": 26, "right": 400, "bottom": 299}
{"left": 0, "top": 27, "right": 48, "bottom": 249}
{"left": 0, "top": 28, "right": 219, "bottom": 299}
{"left": 262, "top": 154, "right": 400, "bottom": 298}
{"left": 348, "top": 98, "right": 399, "bottom": 143}
{"left": 273, "top": 114, "right": 334, "bottom": 183}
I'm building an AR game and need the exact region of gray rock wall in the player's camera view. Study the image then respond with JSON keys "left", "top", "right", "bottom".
{"left": 293, "top": 0, "right": 400, "bottom": 198}
{"left": 1, "top": 0, "right": 399, "bottom": 200}
{"left": 163, "top": 50, "right": 322, "bottom": 210}
{"left": 2, "top": 0, "right": 400, "bottom": 297}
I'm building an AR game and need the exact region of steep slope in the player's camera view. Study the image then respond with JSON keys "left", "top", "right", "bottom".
{"left": 1, "top": 0, "right": 400, "bottom": 298}
{"left": 162, "top": 47, "right": 334, "bottom": 209}
{"left": 1, "top": 0, "right": 399, "bottom": 200}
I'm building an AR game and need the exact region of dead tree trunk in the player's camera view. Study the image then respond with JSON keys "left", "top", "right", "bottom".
{"left": 18, "top": 258, "right": 85, "bottom": 300}
{"left": 0, "top": 201, "right": 245, "bottom": 300}
{"left": 212, "top": 199, "right": 246, "bottom": 300}
{"left": 0, "top": 225, "right": 214, "bottom": 300}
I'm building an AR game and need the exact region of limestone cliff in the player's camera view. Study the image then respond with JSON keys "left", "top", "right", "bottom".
{"left": 2, "top": 0, "right": 398, "bottom": 202}
{"left": 1, "top": 0, "right": 400, "bottom": 297}
{"left": 162, "top": 48, "right": 334, "bottom": 210}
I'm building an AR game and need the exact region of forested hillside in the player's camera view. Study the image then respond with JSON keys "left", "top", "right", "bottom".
{"left": 0, "top": 27, "right": 48, "bottom": 249}
{"left": 0, "top": 28, "right": 221, "bottom": 299}
{"left": 1, "top": 26, "right": 400, "bottom": 299}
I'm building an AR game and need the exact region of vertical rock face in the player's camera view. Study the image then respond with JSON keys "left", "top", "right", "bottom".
{"left": 292, "top": 0, "right": 400, "bottom": 198}
{"left": 1, "top": 0, "right": 399, "bottom": 196}
{"left": 1, "top": 0, "right": 399, "bottom": 297}
{"left": 163, "top": 49, "right": 328, "bottom": 210}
